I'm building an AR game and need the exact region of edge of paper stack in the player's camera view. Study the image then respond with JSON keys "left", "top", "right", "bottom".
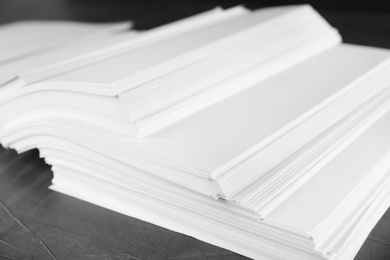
{"left": 1, "top": 4, "right": 390, "bottom": 260}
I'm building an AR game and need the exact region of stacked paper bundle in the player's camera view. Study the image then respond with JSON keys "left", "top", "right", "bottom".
{"left": 1, "top": 5, "right": 390, "bottom": 260}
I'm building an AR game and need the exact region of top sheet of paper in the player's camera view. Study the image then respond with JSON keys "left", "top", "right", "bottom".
{"left": 122, "top": 44, "right": 390, "bottom": 173}
{"left": 0, "top": 21, "right": 129, "bottom": 64}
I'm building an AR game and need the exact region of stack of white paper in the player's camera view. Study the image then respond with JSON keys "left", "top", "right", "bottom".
{"left": 1, "top": 5, "right": 390, "bottom": 260}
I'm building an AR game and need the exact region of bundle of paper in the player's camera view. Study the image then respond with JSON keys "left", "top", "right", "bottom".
{"left": 1, "top": 4, "right": 390, "bottom": 260}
